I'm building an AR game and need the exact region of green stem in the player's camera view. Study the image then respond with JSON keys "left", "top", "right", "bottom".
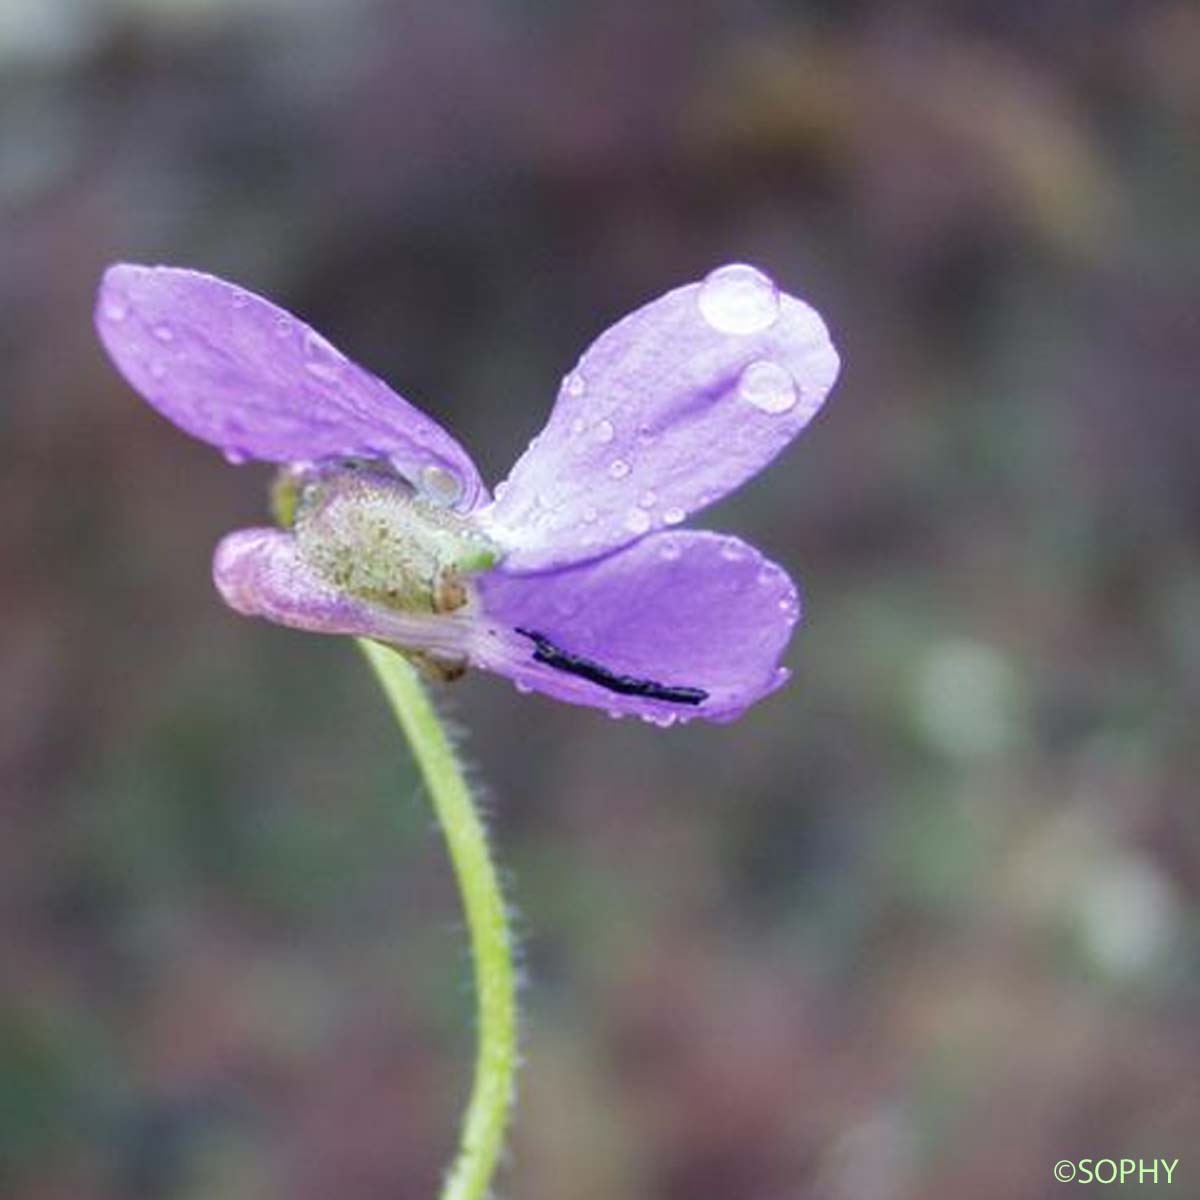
{"left": 359, "top": 639, "right": 518, "bottom": 1200}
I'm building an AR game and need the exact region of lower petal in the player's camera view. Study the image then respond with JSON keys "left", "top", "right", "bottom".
{"left": 471, "top": 530, "right": 800, "bottom": 723}
{"left": 213, "top": 528, "right": 472, "bottom": 660}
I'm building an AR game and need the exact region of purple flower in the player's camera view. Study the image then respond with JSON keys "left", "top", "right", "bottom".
{"left": 96, "top": 263, "right": 839, "bottom": 724}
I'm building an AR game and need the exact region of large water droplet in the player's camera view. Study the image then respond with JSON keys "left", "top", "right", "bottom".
{"left": 644, "top": 710, "right": 678, "bottom": 728}
{"left": 608, "top": 459, "right": 631, "bottom": 479}
{"left": 662, "top": 506, "right": 685, "bottom": 526}
{"left": 624, "top": 509, "right": 652, "bottom": 534}
{"left": 738, "top": 359, "right": 797, "bottom": 414}
{"left": 594, "top": 419, "right": 615, "bottom": 444}
{"left": 420, "top": 464, "right": 462, "bottom": 505}
{"left": 563, "top": 371, "right": 586, "bottom": 398}
{"left": 697, "top": 264, "right": 780, "bottom": 335}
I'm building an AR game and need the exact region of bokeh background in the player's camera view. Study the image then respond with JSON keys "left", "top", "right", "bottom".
{"left": 3, "top": 2, "right": 1199, "bottom": 1197}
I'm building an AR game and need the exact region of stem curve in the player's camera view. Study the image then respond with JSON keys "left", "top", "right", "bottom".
{"left": 359, "top": 639, "right": 518, "bottom": 1200}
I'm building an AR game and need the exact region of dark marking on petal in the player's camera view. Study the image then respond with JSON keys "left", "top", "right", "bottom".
{"left": 515, "top": 628, "right": 708, "bottom": 706}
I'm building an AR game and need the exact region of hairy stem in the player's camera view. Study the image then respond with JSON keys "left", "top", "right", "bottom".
{"left": 359, "top": 639, "right": 518, "bottom": 1200}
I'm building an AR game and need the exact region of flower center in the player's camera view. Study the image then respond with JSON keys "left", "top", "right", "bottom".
{"left": 276, "top": 461, "right": 499, "bottom": 614}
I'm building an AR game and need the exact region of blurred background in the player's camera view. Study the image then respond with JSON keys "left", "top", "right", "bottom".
{"left": 3, "top": 1, "right": 1199, "bottom": 1197}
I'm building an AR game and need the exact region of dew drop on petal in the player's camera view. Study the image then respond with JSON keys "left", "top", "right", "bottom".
{"left": 420, "top": 464, "right": 463, "bottom": 505}
{"left": 303, "top": 330, "right": 345, "bottom": 381}
{"left": 570, "top": 417, "right": 587, "bottom": 437}
{"left": 223, "top": 448, "right": 248, "bottom": 465}
{"left": 645, "top": 711, "right": 678, "bottom": 728}
{"left": 720, "top": 542, "right": 746, "bottom": 561}
{"left": 660, "top": 540, "right": 682, "bottom": 561}
{"left": 102, "top": 298, "right": 128, "bottom": 322}
{"left": 697, "top": 264, "right": 780, "bottom": 334}
{"left": 594, "top": 419, "right": 615, "bottom": 444}
{"left": 152, "top": 323, "right": 174, "bottom": 343}
{"left": 662, "top": 506, "right": 685, "bottom": 526}
{"left": 274, "top": 316, "right": 292, "bottom": 338}
{"left": 563, "top": 371, "right": 586, "bottom": 398}
{"left": 624, "top": 509, "right": 652, "bottom": 534}
{"left": 738, "top": 359, "right": 797, "bottom": 414}
{"left": 608, "top": 459, "right": 631, "bottom": 479}
{"left": 515, "top": 680, "right": 532, "bottom": 694}
{"left": 231, "top": 292, "right": 250, "bottom": 309}
{"left": 638, "top": 490, "right": 657, "bottom": 509}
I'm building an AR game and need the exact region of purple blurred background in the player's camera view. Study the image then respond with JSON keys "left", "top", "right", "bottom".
{"left": 2, "top": 2, "right": 1198, "bottom": 1197}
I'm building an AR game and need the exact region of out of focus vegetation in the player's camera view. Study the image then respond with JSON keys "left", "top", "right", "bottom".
{"left": 2, "top": 2, "right": 1198, "bottom": 1197}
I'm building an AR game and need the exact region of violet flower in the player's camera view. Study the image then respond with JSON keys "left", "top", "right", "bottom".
{"left": 96, "top": 263, "right": 839, "bottom": 724}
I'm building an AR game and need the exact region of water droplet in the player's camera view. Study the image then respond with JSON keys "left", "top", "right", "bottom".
{"left": 420, "top": 464, "right": 462, "bottom": 505}
{"left": 662, "top": 506, "right": 685, "bottom": 526}
{"left": 636, "top": 424, "right": 657, "bottom": 446}
{"left": 738, "top": 359, "right": 797, "bottom": 414}
{"left": 582, "top": 506, "right": 598, "bottom": 524}
{"left": 660, "top": 541, "right": 682, "bottom": 561}
{"left": 570, "top": 417, "right": 587, "bottom": 438}
{"left": 152, "top": 323, "right": 174, "bottom": 343}
{"left": 608, "top": 459, "right": 631, "bottom": 479}
{"left": 305, "top": 359, "right": 340, "bottom": 382}
{"left": 624, "top": 509, "right": 652, "bottom": 534}
{"left": 515, "top": 680, "right": 533, "bottom": 694}
{"left": 594, "top": 419, "right": 615, "bottom": 444}
{"left": 494, "top": 480, "right": 510, "bottom": 501}
{"left": 563, "top": 371, "right": 586, "bottom": 398}
{"left": 697, "top": 264, "right": 780, "bottom": 334}
{"left": 231, "top": 292, "right": 250, "bottom": 309}
{"left": 274, "top": 316, "right": 292, "bottom": 338}
{"left": 606, "top": 707, "right": 625, "bottom": 720}
{"left": 223, "top": 448, "right": 248, "bottom": 465}
{"left": 720, "top": 542, "right": 746, "bottom": 561}
{"left": 302, "top": 331, "right": 344, "bottom": 381}
{"left": 645, "top": 711, "right": 678, "bottom": 728}
{"left": 102, "top": 298, "right": 128, "bottom": 322}
{"left": 638, "top": 490, "right": 657, "bottom": 509}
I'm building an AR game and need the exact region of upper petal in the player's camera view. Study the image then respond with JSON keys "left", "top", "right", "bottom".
{"left": 471, "top": 529, "right": 800, "bottom": 723}
{"left": 486, "top": 264, "right": 839, "bottom": 571}
{"left": 96, "top": 265, "right": 485, "bottom": 509}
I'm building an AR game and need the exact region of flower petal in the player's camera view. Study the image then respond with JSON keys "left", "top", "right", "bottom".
{"left": 486, "top": 264, "right": 839, "bottom": 571}
{"left": 96, "top": 264, "right": 485, "bottom": 508}
{"left": 472, "top": 529, "right": 800, "bottom": 723}
{"left": 213, "top": 527, "right": 473, "bottom": 660}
